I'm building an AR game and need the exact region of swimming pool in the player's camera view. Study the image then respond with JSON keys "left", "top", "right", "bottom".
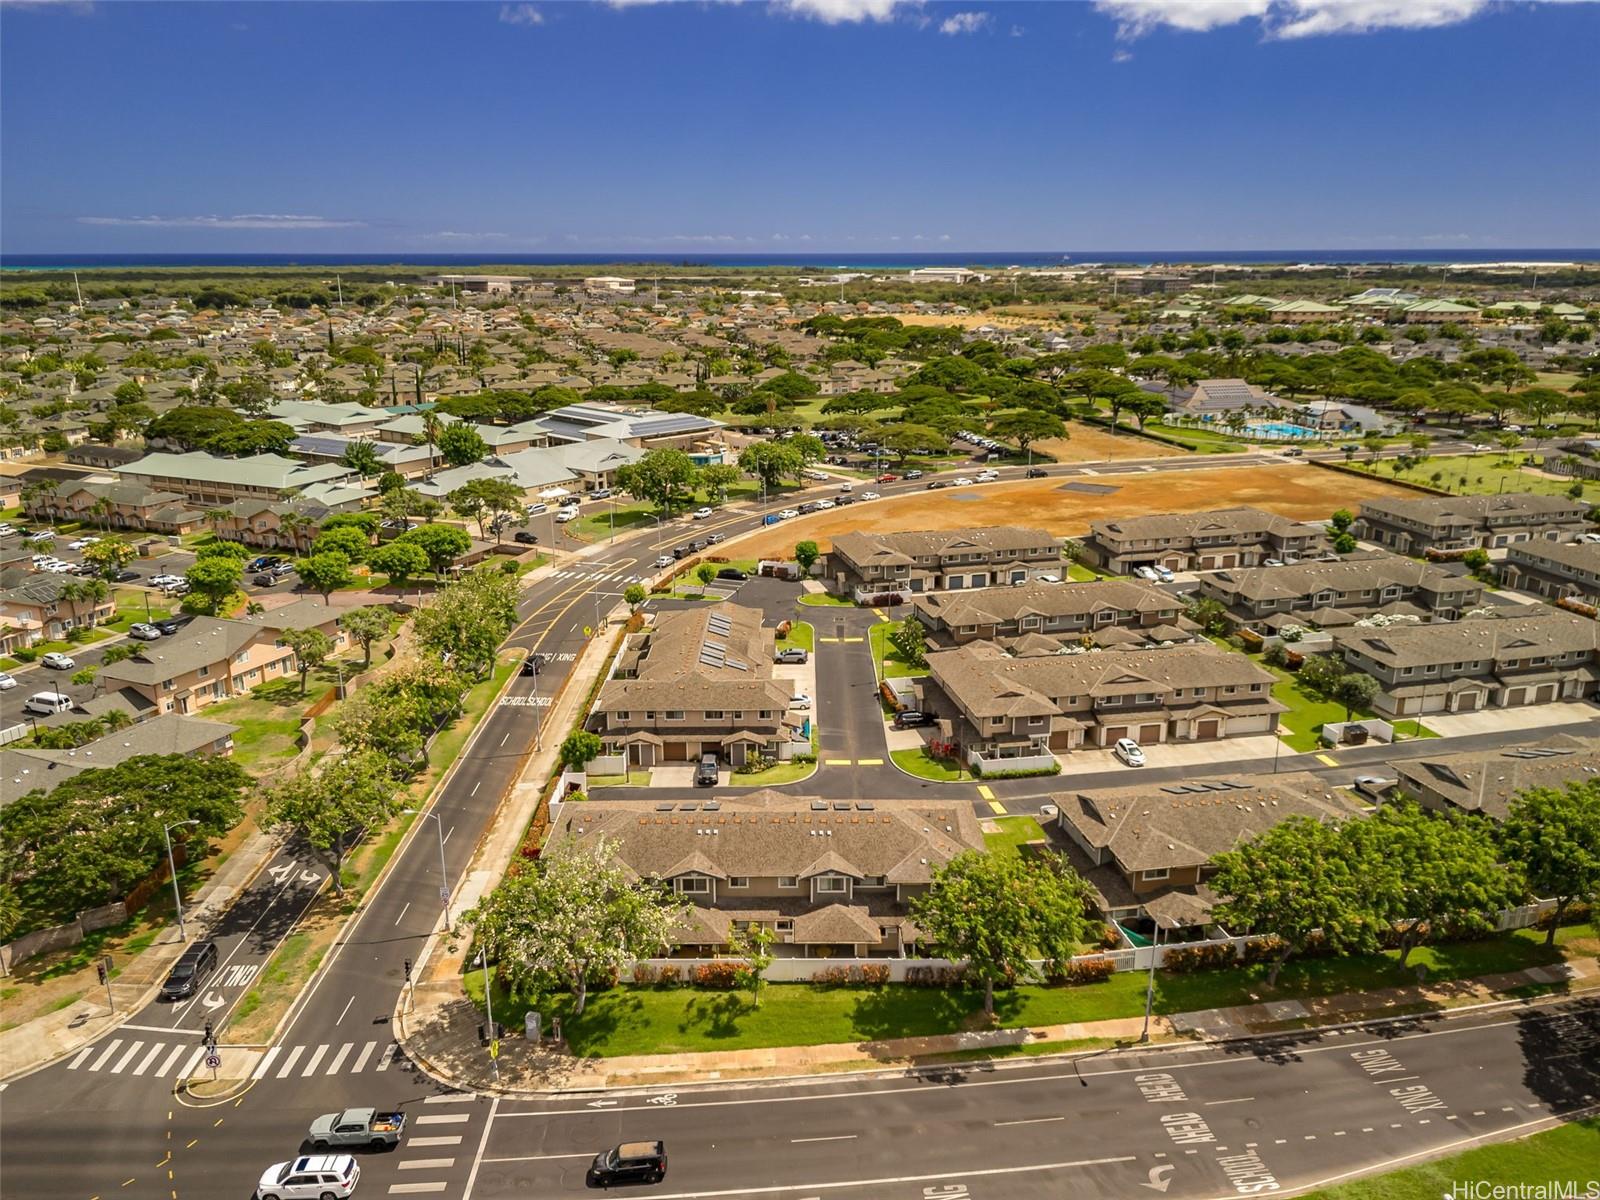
{"left": 1244, "top": 421, "right": 1318, "bottom": 440}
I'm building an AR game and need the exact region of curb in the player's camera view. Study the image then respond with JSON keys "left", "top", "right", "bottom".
{"left": 391, "top": 982, "right": 1599, "bottom": 1101}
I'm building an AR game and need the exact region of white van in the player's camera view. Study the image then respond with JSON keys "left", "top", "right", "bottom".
{"left": 23, "top": 691, "right": 73, "bottom": 716}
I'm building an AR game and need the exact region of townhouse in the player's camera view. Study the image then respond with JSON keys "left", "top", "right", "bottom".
{"left": 21, "top": 479, "right": 206, "bottom": 536}
{"left": 1393, "top": 737, "right": 1600, "bottom": 822}
{"left": 1196, "top": 551, "right": 1485, "bottom": 632}
{"left": 96, "top": 602, "right": 349, "bottom": 716}
{"left": 910, "top": 579, "right": 1192, "bottom": 652}
{"left": 923, "top": 642, "right": 1283, "bottom": 764}
{"left": 1082, "top": 507, "right": 1324, "bottom": 575}
{"left": 0, "top": 569, "right": 119, "bottom": 653}
{"left": 0, "top": 713, "right": 238, "bottom": 807}
{"left": 1333, "top": 610, "right": 1600, "bottom": 718}
{"left": 545, "top": 791, "right": 985, "bottom": 957}
{"left": 1499, "top": 539, "right": 1600, "bottom": 604}
{"left": 1052, "top": 774, "right": 1362, "bottom": 926}
{"left": 114, "top": 450, "right": 364, "bottom": 506}
{"left": 1354, "top": 493, "right": 1589, "bottom": 556}
{"left": 826, "top": 526, "right": 1061, "bottom": 599}
{"left": 589, "top": 603, "right": 805, "bottom": 769}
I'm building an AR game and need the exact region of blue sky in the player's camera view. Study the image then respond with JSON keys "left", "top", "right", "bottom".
{"left": 2, "top": 0, "right": 1596, "bottom": 253}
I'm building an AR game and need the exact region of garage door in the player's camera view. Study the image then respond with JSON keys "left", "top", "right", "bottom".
{"left": 1505, "top": 688, "right": 1526, "bottom": 707}
{"left": 662, "top": 741, "right": 689, "bottom": 762}
{"left": 1139, "top": 723, "right": 1163, "bottom": 744}
{"left": 1535, "top": 684, "right": 1557, "bottom": 703}
{"left": 1102, "top": 726, "right": 1128, "bottom": 746}
{"left": 1196, "top": 719, "right": 1220, "bottom": 739}
{"left": 1455, "top": 692, "right": 1479, "bottom": 712}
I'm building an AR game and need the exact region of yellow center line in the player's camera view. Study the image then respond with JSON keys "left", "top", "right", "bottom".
{"left": 120, "top": 1181, "right": 135, "bottom": 1189}
{"left": 824, "top": 758, "right": 852, "bottom": 766}
{"left": 856, "top": 758, "right": 883, "bottom": 766}
{"left": 212, "top": 1118, "right": 224, "bottom": 1128}
{"left": 1315, "top": 753, "right": 1338, "bottom": 766}
{"left": 841, "top": 637, "right": 864, "bottom": 643}
{"left": 157, "top": 1153, "right": 170, "bottom": 1167}
{"left": 185, "top": 1140, "right": 198, "bottom": 1150}
{"left": 977, "top": 784, "right": 995, "bottom": 800}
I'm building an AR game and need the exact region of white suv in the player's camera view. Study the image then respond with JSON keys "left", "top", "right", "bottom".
{"left": 256, "top": 1154, "right": 360, "bottom": 1200}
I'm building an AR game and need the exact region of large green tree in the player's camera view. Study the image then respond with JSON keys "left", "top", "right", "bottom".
{"left": 988, "top": 408, "right": 1066, "bottom": 455}
{"left": 437, "top": 423, "right": 490, "bottom": 467}
{"left": 184, "top": 555, "right": 243, "bottom": 614}
{"left": 412, "top": 567, "right": 519, "bottom": 678}
{"left": 367, "top": 539, "right": 430, "bottom": 585}
{"left": 260, "top": 750, "right": 399, "bottom": 895}
{"left": 297, "top": 550, "right": 354, "bottom": 602}
{"left": 910, "top": 850, "right": 1095, "bottom": 1018}
{"left": 398, "top": 523, "right": 472, "bottom": 574}
{"left": 281, "top": 627, "right": 334, "bottom": 696}
{"left": 1501, "top": 782, "right": 1600, "bottom": 945}
{"left": 616, "top": 448, "right": 700, "bottom": 514}
{"left": 340, "top": 605, "right": 392, "bottom": 668}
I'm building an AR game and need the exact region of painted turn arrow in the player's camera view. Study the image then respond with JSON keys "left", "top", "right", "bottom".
{"left": 1141, "top": 1164, "right": 1176, "bottom": 1193}
{"left": 201, "top": 991, "right": 225, "bottom": 1011}
{"left": 586, "top": 1100, "right": 618, "bottom": 1108}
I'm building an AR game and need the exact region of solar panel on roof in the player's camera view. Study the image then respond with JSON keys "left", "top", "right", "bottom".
{"left": 726, "top": 658, "right": 747, "bottom": 671}
{"left": 655, "top": 802, "right": 675, "bottom": 812}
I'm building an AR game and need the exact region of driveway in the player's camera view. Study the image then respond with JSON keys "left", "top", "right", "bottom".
{"left": 1423, "top": 700, "right": 1600, "bottom": 738}
{"left": 1062, "top": 732, "right": 1288, "bottom": 774}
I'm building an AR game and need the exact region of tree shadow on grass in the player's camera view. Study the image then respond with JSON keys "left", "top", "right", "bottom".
{"left": 677, "top": 990, "right": 749, "bottom": 1041}
{"left": 844, "top": 983, "right": 990, "bottom": 1045}
{"left": 560, "top": 990, "right": 636, "bottom": 1057}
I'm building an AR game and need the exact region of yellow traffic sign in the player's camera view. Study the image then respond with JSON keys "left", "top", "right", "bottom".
{"left": 489, "top": 1039, "right": 501, "bottom": 1059}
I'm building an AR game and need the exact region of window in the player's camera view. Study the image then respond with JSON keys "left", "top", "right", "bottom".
{"left": 1028, "top": 715, "right": 1045, "bottom": 727}
{"left": 614, "top": 711, "right": 629, "bottom": 721}
{"left": 196, "top": 665, "right": 209, "bottom": 679}
{"left": 778, "top": 876, "right": 798, "bottom": 889}
{"left": 728, "top": 876, "right": 749, "bottom": 889}
{"left": 677, "top": 876, "right": 710, "bottom": 894}
{"left": 775, "top": 918, "right": 794, "bottom": 931}
{"left": 816, "top": 876, "right": 847, "bottom": 893}
{"left": 759, "top": 710, "right": 773, "bottom": 720}
{"left": 706, "top": 710, "right": 725, "bottom": 720}
{"left": 164, "top": 680, "right": 175, "bottom": 692}
{"left": 1140, "top": 868, "right": 1171, "bottom": 882}
{"left": 664, "top": 710, "right": 684, "bottom": 720}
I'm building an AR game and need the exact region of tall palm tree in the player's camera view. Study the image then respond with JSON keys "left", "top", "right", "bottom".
{"left": 89, "top": 495, "right": 115, "bottom": 533}
{"left": 278, "top": 508, "right": 314, "bottom": 556}
{"left": 204, "top": 507, "right": 233, "bottom": 540}
{"left": 417, "top": 411, "right": 444, "bottom": 478}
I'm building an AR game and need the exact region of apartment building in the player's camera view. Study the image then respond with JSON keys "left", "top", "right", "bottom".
{"left": 589, "top": 604, "right": 803, "bottom": 769}
{"left": 1354, "top": 493, "right": 1589, "bottom": 556}
{"left": 923, "top": 642, "right": 1283, "bottom": 762}
{"left": 911, "top": 579, "right": 1191, "bottom": 652}
{"left": 0, "top": 713, "right": 238, "bottom": 807}
{"left": 1053, "top": 774, "right": 1362, "bottom": 926}
{"left": 0, "top": 569, "right": 119, "bottom": 653}
{"left": 545, "top": 792, "right": 985, "bottom": 957}
{"left": 1500, "top": 539, "right": 1600, "bottom": 604}
{"left": 826, "top": 527, "right": 1061, "bottom": 598}
{"left": 20, "top": 479, "right": 205, "bottom": 536}
{"left": 115, "top": 451, "right": 362, "bottom": 506}
{"left": 1083, "top": 507, "right": 1324, "bottom": 575}
{"left": 1393, "top": 737, "right": 1600, "bottom": 822}
{"left": 1333, "top": 610, "right": 1600, "bottom": 718}
{"left": 1196, "top": 551, "right": 1485, "bottom": 631}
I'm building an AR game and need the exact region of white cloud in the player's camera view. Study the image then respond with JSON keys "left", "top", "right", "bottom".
{"left": 0, "top": 0, "right": 96, "bottom": 12}
{"left": 420, "top": 230, "right": 509, "bottom": 241}
{"left": 77, "top": 213, "right": 366, "bottom": 230}
{"left": 607, "top": 0, "right": 914, "bottom": 24}
{"left": 1094, "top": 0, "right": 1500, "bottom": 39}
{"left": 1009, "top": 22, "right": 1025, "bottom": 36}
{"left": 938, "top": 10, "right": 989, "bottom": 34}
{"left": 498, "top": 3, "right": 544, "bottom": 25}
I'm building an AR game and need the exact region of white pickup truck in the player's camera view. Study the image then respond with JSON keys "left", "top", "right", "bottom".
{"left": 307, "top": 1107, "right": 406, "bottom": 1150}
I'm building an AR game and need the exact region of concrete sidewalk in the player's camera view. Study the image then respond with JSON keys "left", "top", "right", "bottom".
{"left": 398, "top": 952, "right": 1598, "bottom": 1096}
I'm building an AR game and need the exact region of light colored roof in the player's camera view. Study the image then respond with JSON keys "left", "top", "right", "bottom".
{"left": 117, "top": 451, "right": 355, "bottom": 492}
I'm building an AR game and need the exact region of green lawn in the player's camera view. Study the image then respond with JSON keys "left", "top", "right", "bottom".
{"left": 1348, "top": 451, "right": 1599, "bottom": 500}
{"left": 984, "top": 816, "right": 1046, "bottom": 859}
{"left": 587, "top": 770, "right": 652, "bottom": 787}
{"left": 870, "top": 620, "right": 927, "bottom": 679}
{"left": 1066, "top": 562, "right": 1102, "bottom": 582}
{"left": 1297, "top": 1117, "right": 1599, "bottom": 1200}
{"left": 462, "top": 922, "right": 1590, "bottom": 1058}
{"left": 798, "top": 592, "right": 855, "bottom": 607}
{"left": 777, "top": 620, "right": 814, "bottom": 654}
{"left": 1251, "top": 654, "right": 1434, "bottom": 752}
{"left": 891, "top": 746, "right": 972, "bottom": 781}
{"left": 730, "top": 758, "right": 817, "bottom": 787}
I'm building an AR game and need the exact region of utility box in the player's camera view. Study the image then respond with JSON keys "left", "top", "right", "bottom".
{"left": 525, "top": 1011, "right": 541, "bottom": 1044}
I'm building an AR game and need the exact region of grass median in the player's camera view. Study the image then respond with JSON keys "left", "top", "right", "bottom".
{"left": 462, "top": 922, "right": 1592, "bottom": 1059}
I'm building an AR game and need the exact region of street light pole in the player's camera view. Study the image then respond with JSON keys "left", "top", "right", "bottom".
{"left": 479, "top": 949, "right": 500, "bottom": 1081}
{"left": 403, "top": 809, "right": 453, "bottom": 934}
{"left": 163, "top": 819, "right": 200, "bottom": 941}
{"left": 1141, "top": 919, "right": 1165, "bottom": 1043}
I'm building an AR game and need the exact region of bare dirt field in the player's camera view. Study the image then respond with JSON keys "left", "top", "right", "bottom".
{"left": 1036, "top": 424, "right": 1183, "bottom": 462}
{"left": 736, "top": 463, "right": 1412, "bottom": 558}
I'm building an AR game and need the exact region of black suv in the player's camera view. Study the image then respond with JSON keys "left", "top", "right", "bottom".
{"left": 716, "top": 567, "right": 747, "bottom": 581}
{"left": 694, "top": 754, "right": 720, "bottom": 787}
{"left": 587, "top": 1141, "right": 667, "bottom": 1187}
{"left": 160, "top": 940, "right": 219, "bottom": 1000}
{"left": 1025, "top": 467, "right": 1048, "bottom": 478}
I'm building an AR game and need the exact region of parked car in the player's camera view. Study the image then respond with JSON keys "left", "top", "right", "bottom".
{"left": 1035, "top": 573, "right": 1062, "bottom": 584}
{"left": 254, "top": 573, "right": 276, "bottom": 587}
{"left": 554, "top": 509, "right": 580, "bottom": 524}
{"left": 778, "top": 509, "right": 800, "bottom": 520}
{"left": 775, "top": 647, "right": 808, "bottom": 664}
{"left": 814, "top": 499, "right": 835, "bottom": 510}
{"left": 705, "top": 532, "right": 725, "bottom": 545}
{"left": 590, "top": 487, "right": 613, "bottom": 500}
{"left": 926, "top": 480, "right": 949, "bottom": 490}
{"left": 789, "top": 693, "right": 812, "bottom": 710}
{"left": 691, "top": 507, "right": 714, "bottom": 520}
{"left": 254, "top": 1154, "right": 360, "bottom": 1200}
{"left": 953, "top": 477, "right": 974, "bottom": 487}
{"left": 1154, "top": 566, "right": 1175, "bottom": 583}
{"left": 1026, "top": 467, "right": 1048, "bottom": 478}
{"left": 672, "top": 545, "right": 690, "bottom": 560}
{"left": 23, "top": 691, "right": 74, "bottom": 716}
{"left": 1351, "top": 775, "right": 1396, "bottom": 799}
{"left": 149, "top": 573, "right": 184, "bottom": 588}
{"left": 860, "top": 491, "right": 880, "bottom": 501}
{"left": 160, "top": 939, "right": 219, "bottom": 1000}
{"left": 514, "top": 530, "right": 539, "bottom": 545}
{"left": 893, "top": 709, "right": 932, "bottom": 729}
{"left": 654, "top": 554, "right": 675, "bottom": 568}
{"left": 694, "top": 754, "right": 720, "bottom": 787}
{"left": 1134, "top": 566, "right": 1160, "bottom": 583}
{"left": 0, "top": 672, "right": 15, "bottom": 690}
{"left": 525, "top": 502, "right": 549, "bottom": 516}
{"left": 109, "top": 568, "right": 139, "bottom": 583}
{"left": 247, "top": 556, "right": 281, "bottom": 572}
{"left": 1113, "top": 738, "right": 1146, "bottom": 767}
{"left": 128, "top": 623, "right": 163, "bottom": 641}
{"left": 156, "top": 618, "right": 187, "bottom": 636}
{"left": 40, "top": 652, "right": 75, "bottom": 670}
{"left": 717, "top": 568, "right": 747, "bottom": 581}
{"left": 586, "top": 1141, "right": 667, "bottom": 1188}
{"left": 66, "top": 536, "right": 100, "bottom": 550}
{"left": 975, "top": 470, "right": 999, "bottom": 482}
{"left": 904, "top": 469, "right": 924, "bottom": 479}
{"left": 1263, "top": 558, "right": 1285, "bottom": 568}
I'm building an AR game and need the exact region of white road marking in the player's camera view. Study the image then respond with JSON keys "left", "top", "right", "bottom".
{"left": 326, "top": 1042, "right": 354, "bottom": 1074}
{"left": 251, "top": 1047, "right": 282, "bottom": 1080}
{"left": 415, "top": 1113, "right": 471, "bottom": 1125}
{"left": 461, "top": 1095, "right": 499, "bottom": 1200}
{"left": 791, "top": 1135, "right": 857, "bottom": 1143}
{"left": 86, "top": 1039, "right": 123, "bottom": 1072}
{"left": 640, "top": 1155, "right": 1137, "bottom": 1199}
{"left": 399, "top": 1159, "right": 456, "bottom": 1170}
{"left": 423, "top": 1093, "right": 476, "bottom": 1104}
{"left": 377, "top": 1041, "right": 398, "bottom": 1071}
{"left": 387, "top": 1185, "right": 447, "bottom": 1195}
{"left": 408, "top": 1136, "right": 464, "bottom": 1148}
{"left": 276, "top": 1045, "right": 306, "bottom": 1078}
{"left": 993, "top": 1117, "right": 1064, "bottom": 1127}
{"left": 178, "top": 1047, "right": 207, "bottom": 1078}
{"left": 118, "top": 1023, "right": 190, "bottom": 1035}
{"left": 67, "top": 1047, "right": 94, "bottom": 1070}
{"left": 483, "top": 1153, "right": 600, "bottom": 1162}
{"left": 1204, "top": 1097, "right": 1254, "bottom": 1106}
{"left": 470, "top": 781, "right": 481, "bottom": 796}
{"left": 395, "top": 902, "right": 411, "bottom": 926}
{"left": 131, "top": 1043, "right": 165, "bottom": 1076}
{"left": 351, "top": 1041, "right": 378, "bottom": 1073}
{"left": 442, "top": 826, "right": 454, "bottom": 847}
{"left": 336, "top": 995, "right": 355, "bottom": 1025}
{"left": 301, "top": 1044, "right": 330, "bottom": 1075}
{"left": 154, "top": 1044, "right": 189, "bottom": 1078}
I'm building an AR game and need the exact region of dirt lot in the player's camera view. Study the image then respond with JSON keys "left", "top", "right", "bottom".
{"left": 1035, "top": 424, "right": 1183, "bottom": 463}
{"left": 739, "top": 463, "right": 1412, "bottom": 558}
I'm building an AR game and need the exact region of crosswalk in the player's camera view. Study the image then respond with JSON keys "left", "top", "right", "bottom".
{"left": 64, "top": 1036, "right": 407, "bottom": 1080}
{"left": 551, "top": 567, "right": 645, "bottom": 584}
{"left": 251, "top": 1038, "right": 403, "bottom": 1080}
{"left": 66, "top": 1038, "right": 211, "bottom": 1079}
{"left": 383, "top": 1093, "right": 476, "bottom": 1195}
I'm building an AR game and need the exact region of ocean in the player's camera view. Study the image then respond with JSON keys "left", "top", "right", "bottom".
{"left": 2, "top": 250, "right": 1596, "bottom": 272}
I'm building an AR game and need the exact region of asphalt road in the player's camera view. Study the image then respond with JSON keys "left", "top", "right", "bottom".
{"left": 2, "top": 443, "right": 1592, "bottom": 1200}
